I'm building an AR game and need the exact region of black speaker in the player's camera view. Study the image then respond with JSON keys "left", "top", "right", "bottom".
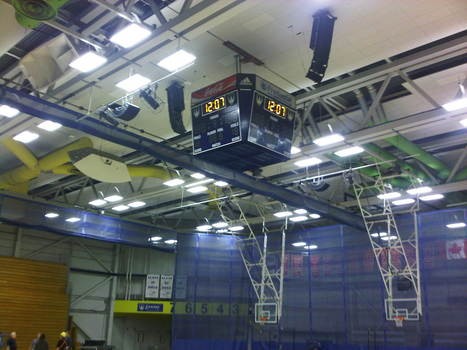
{"left": 100, "top": 102, "right": 140, "bottom": 121}
{"left": 166, "top": 81, "right": 187, "bottom": 134}
{"left": 306, "top": 9, "right": 337, "bottom": 83}
{"left": 396, "top": 276, "right": 413, "bottom": 291}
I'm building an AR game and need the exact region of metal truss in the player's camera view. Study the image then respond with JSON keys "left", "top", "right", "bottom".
{"left": 216, "top": 189, "right": 285, "bottom": 321}
{"left": 352, "top": 166, "right": 422, "bottom": 324}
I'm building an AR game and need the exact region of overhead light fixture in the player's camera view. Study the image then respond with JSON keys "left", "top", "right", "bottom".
{"left": 460, "top": 118, "right": 467, "bottom": 127}
{"left": 163, "top": 178, "right": 185, "bottom": 187}
{"left": 212, "top": 221, "right": 228, "bottom": 228}
{"left": 148, "top": 236, "right": 162, "bottom": 242}
{"left": 406, "top": 186, "right": 432, "bottom": 195}
{"left": 420, "top": 193, "right": 444, "bottom": 201}
{"left": 334, "top": 146, "right": 364, "bottom": 157}
{"left": 377, "top": 192, "right": 401, "bottom": 200}
{"left": 140, "top": 87, "right": 160, "bottom": 110}
{"left": 0, "top": 104, "right": 20, "bottom": 118}
{"left": 109, "top": 23, "right": 152, "bottom": 48}
{"left": 313, "top": 133, "right": 344, "bottom": 147}
{"left": 290, "top": 215, "right": 308, "bottom": 222}
{"left": 44, "top": 212, "right": 59, "bottom": 218}
{"left": 196, "top": 224, "right": 212, "bottom": 231}
{"left": 38, "top": 120, "right": 62, "bottom": 132}
{"left": 69, "top": 51, "right": 107, "bottom": 73}
{"left": 116, "top": 74, "right": 151, "bottom": 92}
{"left": 294, "top": 157, "right": 322, "bottom": 168}
{"left": 229, "top": 225, "right": 244, "bottom": 232}
{"left": 157, "top": 49, "right": 196, "bottom": 72}
{"left": 214, "top": 180, "right": 229, "bottom": 187}
{"left": 294, "top": 209, "right": 308, "bottom": 215}
{"left": 304, "top": 244, "right": 318, "bottom": 250}
{"left": 442, "top": 81, "right": 467, "bottom": 111}
{"left": 104, "top": 194, "right": 123, "bottom": 202}
{"left": 292, "top": 242, "right": 306, "bottom": 247}
{"left": 309, "top": 213, "right": 321, "bottom": 219}
{"left": 446, "top": 222, "right": 466, "bottom": 229}
{"left": 13, "top": 130, "right": 39, "bottom": 143}
{"left": 392, "top": 198, "right": 415, "bottom": 206}
{"left": 187, "top": 185, "right": 208, "bottom": 194}
{"left": 191, "top": 173, "right": 206, "bottom": 180}
{"left": 66, "top": 217, "right": 80, "bottom": 223}
{"left": 291, "top": 146, "right": 301, "bottom": 154}
{"left": 89, "top": 199, "right": 107, "bottom": 207}
{"left": 112, "top": 204, "right": 130, "bottom": 212}
{"left": 381, "top": 235, "right": 397, "bottom": 241}
{"left": 185, "top": 179, "right": 214, "bottom": 188}
{"left": 370, "top": 231, "right": 388, "bottom": 237}
{"left": 217, "top": 228, "right": 229, "bottom": 233}
{"left": 165, "top": 239, "right": 177, "bottom": 245}
{"left": 128, "top": 201, "right": 146, "bottom": 208}
{"left": 274, "top": 211, "right": 293, "bottom": 218}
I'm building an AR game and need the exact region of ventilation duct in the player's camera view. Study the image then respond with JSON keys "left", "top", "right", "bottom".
{"left": 12, "top": 0, "right": 69, "bottom": 28}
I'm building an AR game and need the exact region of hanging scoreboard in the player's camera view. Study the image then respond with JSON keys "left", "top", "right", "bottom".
{"left": 191, "top": 74, "right": 296, "bottom": 170}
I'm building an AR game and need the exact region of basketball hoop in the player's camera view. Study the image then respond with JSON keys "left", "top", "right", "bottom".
{"left": 394, "top": 316, "right": 405, "bottom": 327}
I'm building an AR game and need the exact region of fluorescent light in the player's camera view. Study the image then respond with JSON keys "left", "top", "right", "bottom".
{"left": 66, "top": 217, "right": 80, "bottom": 223}
{"left": 89, "top": 199, "right": 107, "bottom": 207}
{"left": 290, "top": 215, "right": 308, "bottom": 222}
{"left": 38, "top": 120, "right": 62, "bottom": 132}
{"left": 128, "top": 201, "right": 146, "bottom": 208}
{"left": 196, "top": 224, "right": 212, "bottom": 231}
{"left": 187, "top": 185, "right": 208, "bottom": 194}
{"left": 13, "top": 130, "right": 39, "bottom": 144}
{"left": 406, "top": 186, "right": 432, "bottom": 195}
{"left": 69, "top": 52, "right": 107, "bottom": 72}
{"left": 217, "top": 229, "right": 229, "bottom": 233}
{"left": 446, "top": 222, "right": 466, "bottom": 229}
{"left": 309, "top": 213, "right": 321, "bottom": 219}
{"left": 214, "top": 180, "right": 229, "bottom": 187}
{"left": 371, "top": 232, "right": 388, "bottom": 237}
{"left": 157, "top": 49, "right": 196, "bottom": 72}
{"left": 229, "top": 225, "right": 244, "bottom": 232}
{"left": 116, "top": 74, "right": 151, "bottom": 92}
{"left": 44, "top": 212, "right": 59, "bottom": 218}
{"left": 112, "top": 204, "right": 130, "bottom": 212}
{"left": 294, "top": 209, "right": 308, "bottom": 215}
{"left": 294, "top": 157, "right": 322, "bottom": 168}
{"left": 460, "top": 118, "right": 467, "bottom": 127}
{"left": 392, "top": 198, "right": 415, "bottom": 206}
{"left": 191, "top": 172, "right": 206, "bottom": 179}
{"left": 420, "top": 193, "right": 444, "bottom": 201}
{"left": 313, "top": 133, "right": 344, "bottom": 147}
{"left": 274, "top": 211, "right": 293, "bottom": 218}
{"left": 334, "top": 146, "right": 364, "bottom": 157}
{"left": 104, "top": 195, "right": 123, "bottom": 202}
{"left": 291, "top": 146, "right": 301, "bottom": 154}
{"left": 185, "top": 179, "right": 214, "bottom": 188}
{"left": 442, "top": 97, "right": 467, "bottom": 111}
{"left": 304, "top": 244, "right": 318, "bottom": 250}
{"left": 109, "top": 23, "right": 151, "bottom": 48}
{"left": 381, "top": 235, "right": 397, "bottom": 241}
{"left": 0, "top": 104, "right": 20, "bottom": 118}
{"left": 164, "top": 178, "right": 185, "bottom": 187}
{"left": 165, "top": 239, "right": 177, "bottom": 245}
{"left": 148, "top": 236, "right": 162, "bottom": 242}
{"left": 377, "top": 192, "right": 401, "bottom": 200}
{"left": 292, "top": 242, "right": 306, "bottom": 247}
{"left": 212, "top": 221, "right": 228, "bottom": 228}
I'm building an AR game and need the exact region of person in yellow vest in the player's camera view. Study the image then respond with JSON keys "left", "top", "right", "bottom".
{"left": 56, "top": 333, "right": 68, "bottom": 350}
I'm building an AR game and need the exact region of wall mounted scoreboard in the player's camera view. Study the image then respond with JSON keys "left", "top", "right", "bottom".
{"left": 191, "top": 74, "right": 296, "bottom": 170}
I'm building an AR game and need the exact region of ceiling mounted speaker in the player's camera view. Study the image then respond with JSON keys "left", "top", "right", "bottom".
{"left": 306, "top": 9, "right": 337, "bottom": 83}
{"left": 166, "top": 81, "right": 187, "bottom": 134}
{"left": 12, "top": 0, "right": 68, "bottom": 28}
{"left": 396, "top": 276, "right": 413, "bottom": 291}
{"left": 18, "top": 34, "right": 78, "bottom": 90}
{"left": 100, "top": 102, "right": 140, "bottom": 121}
{"left": 68, "top": 148, "right": 131, "bottom": 183}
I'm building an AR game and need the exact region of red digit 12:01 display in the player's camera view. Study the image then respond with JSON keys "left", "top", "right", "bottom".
{"left": 264, "top": 97, "right": 287, "bottom": 118}
{"left": 202, "top": 96, "right": 226, "bottom": 115}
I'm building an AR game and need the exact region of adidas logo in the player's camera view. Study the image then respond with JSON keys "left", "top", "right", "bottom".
{"left": 239, "top": 76, "right": 253, "bottom": 86}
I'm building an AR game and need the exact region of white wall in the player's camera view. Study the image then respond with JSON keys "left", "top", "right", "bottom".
{"left": 0, "top": 223, "right": 175, "bottom": 349}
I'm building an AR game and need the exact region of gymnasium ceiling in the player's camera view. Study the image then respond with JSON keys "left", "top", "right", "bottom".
{"left": 0, "top": 0, "right": 466, "bottom": 245}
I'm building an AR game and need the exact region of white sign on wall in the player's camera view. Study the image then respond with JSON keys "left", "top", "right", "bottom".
{"left": 159, "top": 275, "right": 174, "bottom": 299}
{"left": 145, "top": 274, "right": 160, "bottom": 299}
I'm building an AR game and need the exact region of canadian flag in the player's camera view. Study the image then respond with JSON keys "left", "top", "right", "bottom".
{"left": 446, "top": 239, "right": 467, "bottom": 260}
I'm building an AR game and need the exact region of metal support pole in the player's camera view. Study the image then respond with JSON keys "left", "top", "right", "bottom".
{"left": 13, "top": 227, "right": 23, "bottom": 257}
{"left": 106, "top": 244, "right": 120, "bottom": 344}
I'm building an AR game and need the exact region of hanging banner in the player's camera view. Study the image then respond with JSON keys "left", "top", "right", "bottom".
{"left": 145, "top": 274, "right": 160, "bottom": 298}
{"left": 446, "top": 239, "right": 466, "bottom": 260}
{"left": 159, "top": 275, "right": 174, "bottom": 299}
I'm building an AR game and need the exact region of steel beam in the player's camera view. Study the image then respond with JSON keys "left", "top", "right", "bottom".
{"left": 0, "top": 85, "right": 364, "bottom": 229}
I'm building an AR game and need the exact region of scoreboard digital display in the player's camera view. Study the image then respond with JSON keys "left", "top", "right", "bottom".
{"left": 202, "top": 95, "right": 226, "bottom": 116}
{"left": 264, "top": 97, "right": 288, "bottom": 119}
